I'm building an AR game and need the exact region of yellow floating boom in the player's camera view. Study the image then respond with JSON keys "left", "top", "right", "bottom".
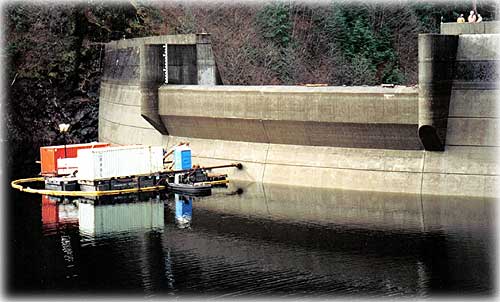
{"left": 11, "top": 177, "right": 230, "bottom": 197}
{"left": 11, "top": 177, "right": 166, "bottom": 197}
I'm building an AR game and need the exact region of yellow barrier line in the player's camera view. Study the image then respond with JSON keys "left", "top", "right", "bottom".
{"left": 11, "top": 177, "right": 228, "bottom": 197}
{"left": 201, "top": 179, "right": 229, "bottom": 186}
{"left": 11, "top": 177, "right": 166, "bottom": 197}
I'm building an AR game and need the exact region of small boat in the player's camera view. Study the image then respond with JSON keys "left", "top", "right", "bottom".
{"left": 167, "top": 182, "right": 212, "bottom": 196}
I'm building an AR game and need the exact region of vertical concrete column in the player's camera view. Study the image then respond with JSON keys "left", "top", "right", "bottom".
{"left": 418, "top": 34, "right": 458, "bottom": 151}
{"left": 196, "top": 33, "right": 219, "bottom": 85}
{"left": 140, "top": 44, "right": 168, "bottom": 135}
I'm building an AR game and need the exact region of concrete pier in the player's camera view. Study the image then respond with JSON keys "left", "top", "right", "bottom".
{"left": 418, "top": 34, "right": 458, "bottom": 151}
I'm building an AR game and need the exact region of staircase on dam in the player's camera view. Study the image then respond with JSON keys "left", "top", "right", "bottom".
{"left": 98, "top": 22, "right": 499, "bottom": 198}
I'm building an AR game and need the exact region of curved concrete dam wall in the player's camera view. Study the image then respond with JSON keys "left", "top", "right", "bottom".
{"left": 99, "top": 29, "right": 499, "bottom": 198}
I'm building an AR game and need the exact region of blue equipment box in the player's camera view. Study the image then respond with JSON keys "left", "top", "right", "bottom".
{"left": 174, "top": 146, "right": 192, "bottom": 170}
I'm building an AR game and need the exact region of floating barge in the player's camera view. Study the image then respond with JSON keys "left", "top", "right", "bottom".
{"left": 12, "top": 142, "right": 242, "bottom": 197}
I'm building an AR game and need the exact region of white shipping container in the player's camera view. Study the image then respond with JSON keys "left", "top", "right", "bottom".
{"left": 58, "top": 157, "right": 78, "bottom": 169}
{"left": 77, "top": 145, "right": 164, "bottom": 180}
{"left": 57, "top": 157, "right": 79, "bottom": 175}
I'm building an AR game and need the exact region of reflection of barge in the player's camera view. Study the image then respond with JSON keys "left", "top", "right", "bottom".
{"left": 12, "top": 142, "right": 241, "bottom": 197}
{"left": 41, "top": 193, "right": 165, "bottom": 235}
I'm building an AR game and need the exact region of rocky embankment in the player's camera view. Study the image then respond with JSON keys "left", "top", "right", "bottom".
{"left": 7, "top": 77, "right": 99, "bottom": 179}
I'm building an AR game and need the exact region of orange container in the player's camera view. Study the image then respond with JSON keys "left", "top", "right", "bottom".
{"left": 40, "top": 142, "right": 110, "bottom": 176}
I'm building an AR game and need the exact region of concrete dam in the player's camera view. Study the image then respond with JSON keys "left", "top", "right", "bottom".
{"left": 99, "top": 22, "right": 499, "bottom": 198}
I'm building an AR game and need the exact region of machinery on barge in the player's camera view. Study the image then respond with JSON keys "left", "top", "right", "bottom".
{"left": 12, "top": 141, "right": 242, "bottom": 198}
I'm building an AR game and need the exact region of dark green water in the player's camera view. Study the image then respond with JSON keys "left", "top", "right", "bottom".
{"left": 5, "top": 181, "right": 495, "bottom": 298}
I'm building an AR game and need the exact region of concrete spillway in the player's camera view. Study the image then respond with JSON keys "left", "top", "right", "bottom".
{"left": 158, "top": 85, "right": 421, "bottom": 149}
{"left": 99, "top": 23, "right": 499, "bottom": 198}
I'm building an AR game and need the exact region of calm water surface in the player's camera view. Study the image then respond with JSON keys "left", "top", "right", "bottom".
{"left": 6, "top": 181, "right": 495, "bottom": 298}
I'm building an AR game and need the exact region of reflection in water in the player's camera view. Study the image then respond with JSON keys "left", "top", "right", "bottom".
{"left": 175, "top": 194, "right": 193, "bottom": 229}
{"left": 77, "top": 194, "right": 164, "bottom": 237}
{"left": 202, "top": 182, "right": 427, "bottom": 231}
{"left": 8, "top": 183, "right": 495, "bottom": 297}
{"left": 198, "top": 182, "right": 494, "bottom": 296}
{"left": 41, "top": 195, "right": 78, "bottom": 227}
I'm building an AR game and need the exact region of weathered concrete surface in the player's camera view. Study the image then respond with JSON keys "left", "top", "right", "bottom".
{"left": 448, "top": 89, "right": 499, "bottom": 118}
{"left": 418, "top": 34, "right": 458, "bottom": 151}
{"left": 103, "top": 34, "right": 220, "bottom": 139}
{"left": 102, "top": 46, "right": 140, "bottom": 86}
{"left": 418, "top": 32, "right": 500, "bottom": 150}
{"left": 140, "top": 44, "right": 167, "bottom": 134}
{"left": 98, "top": 82, "right": 165, "bottom": 146}
{"left": 441, "top": 21, "right": 500, "bottom": 35}
{"left": 167, "top": 45, "right": 197, "bottom": 84}
{"left": 159, "top": 85, "right": 417, "bottom": 122}
{"left": 100, "top": 91, "right": 498, "bottom": 197}
{"left": 453, "top": 34, "right": 500, "bottom": 90}
{"left": 98, "top": 30, "right": 499, "bottom": 198}
{"left": 99, "top": 83, "right": 499, "bottom": 197}
{"left": 196, "top": 35, "right": 220, "bottom": 84}
{"left": 446, "top": 34, "right": 500, "bottom": 147}
{"left": 106, "top": 34, "right": 199, "bottom": 49}
{"left": 158, "top": 85, "right": 421, "bottom": 150}
{"left": 99, "top": 81, "right": 498, "bottom": 197}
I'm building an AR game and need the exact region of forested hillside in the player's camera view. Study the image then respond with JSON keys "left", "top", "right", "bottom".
{"left": 3, "top": 0, "right": 497, "bottom": 176}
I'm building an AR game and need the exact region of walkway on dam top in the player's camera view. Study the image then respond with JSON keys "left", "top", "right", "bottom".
{"left": 158, "top": 85, "right": 418, "bottom": 94}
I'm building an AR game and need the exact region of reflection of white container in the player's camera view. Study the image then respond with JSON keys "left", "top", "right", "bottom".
{"left": 77, "top": 145, "right": 163, "bottom": 181}
{"left": 78, "top": 200, "right": 164, "bottom": 235}
{"left": 58, "top": 203, "right": 79, "bottom": 223}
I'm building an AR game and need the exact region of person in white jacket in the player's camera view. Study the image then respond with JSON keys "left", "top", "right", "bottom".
{"left": 468, "top": 10, "right": 477, "bottom": 22}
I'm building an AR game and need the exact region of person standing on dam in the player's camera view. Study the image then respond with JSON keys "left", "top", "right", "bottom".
{"left": 457, "top": 14, "right": 465, "bottom": 23}
{"left": 468, "top": 10, "right": 477, "bottom": 22}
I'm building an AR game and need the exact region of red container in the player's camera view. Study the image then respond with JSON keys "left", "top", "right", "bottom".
{"left": 40, "top": 142, "right": 110, "bottom": 176}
